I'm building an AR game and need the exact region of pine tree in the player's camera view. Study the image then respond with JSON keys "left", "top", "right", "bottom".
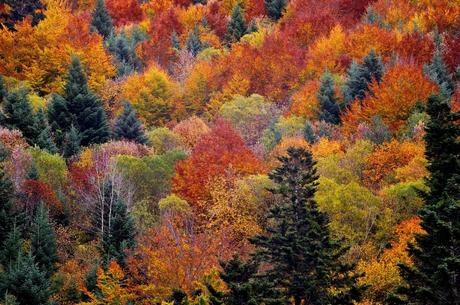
{"left": 0, "top": 75, "right": 6, "bottom": 102}
{"left": 171, "top": 31, "right": 180, "bottom": 51}
{"left": 102, "top": 195, "right": 136, "bottom": 266}
{"left": 47, "top": 93, "right": 72, "bottom": 147}
{"left": 0, "top": 0, "right": 46, "bottom": 31}
{"left": 225, "top": 4, "right": 247, "bottom": 43}
{"left": 62, "top": 125, "right": 81, "bottom": 159}
{"left": 91, "top": 0, "right": 114, "bottom": 39}
{"left": 30, "top": 204, "right": 58, "bottom": 278}
{"left": 0, "top": 225, "right": 23, "bottom": 268}
{"left": 106, "top": 30, "right": 143, "bottom": 76}
{"left": 0, "top": 145, "right": 16, "bottom": 243}
{"left": 317, "top": 71, "right": 341, "bottom": 124}
{"left": 186, "top": 26, "right": 203, "bottom": 57}
{"left": 250, "top": 147, "right": 364, "bottom": 305}
{"left": 0, "top": 252, "right": 51, "bottom": 305}
{"left": 389, "top": 95, "right": 460, "bottom": 305}
{"left": 343, "top": 50, "right": 383, "bottom": 106}
{"left": 113, "top": 101, "right": 148, "bottom": 144}
{"left": 63, "top": 56, "right": 110, "bottom": 146}
{"left": 264, "top": 0, "right": 286, "bottom": 21}
{"left": 2, "top": 88, "right": 38, "bottom": 144}
{"left": 247, "top": 20, "right": 258, "bottom": 34}
{"left": 33, "top": 109, "right": 57, "bottom": 153}
{"left": 424, "top": 43, "right": 456, "bottom": 98}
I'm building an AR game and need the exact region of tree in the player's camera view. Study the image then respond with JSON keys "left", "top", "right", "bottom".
{"left": 0, "top": 0, "right": 46, "bottom": 31}
{"left": 0, "top": 225, "right": 23, "bottom": 268}
{"left": 113, "top": 101, "right": 148, "bottom": 145}
{"left": 0, "top": 145, "right": 16, "bottom": 243}
{"left": 62, "top": 125, "right": 81, "bottom": 159}
{"left": 186, "top": 26, "right": 204, "bottom": 57}
{"left": 424, "top": 43, "right": 456, "bottom": 98}
{"left": 225, "top": 4, "right": 247, "bottom": 43}
{"left": 250, "top": 147, "right": 364, "bottom": 305}
{"left": 63, "top": 56, "right": 110, "bottom": 146}
{"left": 30, "top": 204, "right": 58, "bottom": 278}
{"left": 317, "top": 71, "right": 341, "bottom": 124}
{"left": 2, "top": 88, "right": 37, "bottom": 145}
{"left": 106, "top": 29, "right": 144, "bottom": 76}
{"left": 343, "top": 50, "right": 383, "bottom": 105}
{"left": 47, "top": 94, "right": 72, "bottom": 148}
{"left": 390, "top": 95, "right": 460, "bottom": 305}
{"left": 264, "top": 0, "right": 286, "bottom": 21}
{"left": 33, "top": 109, "right": 57, "bottom": 154}
{"left": 91, "top": 0, "right": 114, "bottom": 39}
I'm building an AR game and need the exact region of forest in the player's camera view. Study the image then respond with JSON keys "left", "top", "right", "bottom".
{"left": 0, "top": 0, "right": 459, "bottom": 304}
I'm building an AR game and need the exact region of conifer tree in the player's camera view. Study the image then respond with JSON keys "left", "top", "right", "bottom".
{"left": 390, "top": 95, "right": 460, "bottom": 305}
{"left": 225, "top": 4, "right": 247, "bottom": 43}
{"left": 424, "top": 44, "right": 456, "bottom": 98}
{"left": 63, "top": 56, "right": 110, "bottom": 146}
{"left": 0, "top": 145, "right": 16, "bottom": 243}
{"left": 317, "top": 71, "right": 341, "bottom": 124}
{"left": 106, "top": 30, "right": 143, "bottom": 76}
{"left": 0, "top": 225, "right": 23, "bottom": 268}
{"left": 91, "top": 0, "right": 114, "bottom": 39}
{"left": 47, "top": 93, "right": 72, "bottom": 147}
{"left": 171, "top": 31, "right": 180, "bottom": 51}
{"left": 250, "top": 147, "right": 364, "bottom": 305}
{"left": 34, "top": 109, "right": 57, "bottom": 153}
{"left": 2, "top": 88, "right": 38, "bottom": 144}
{"left": 186, "top": 26, "right": 203, "bottom": 57}
{"left": 343, "top": 50, "right": 383, "bottom": 106}
{"left": 247, "top": 20, "right": 258, "bottom": 34}
{"left": 30, "top": 204, "right": 58, "bottom": 278}
{"left": 264, "top": 0, "right": 286, "bottom": 21}
{"left": 113, "top": 101, "right": 148, "bottom": 144}
{"left": 62, "top": 125, "right": 81, "bottom": 159}
{"left": 0, "top": 75, "right": 6, "bottom": 102}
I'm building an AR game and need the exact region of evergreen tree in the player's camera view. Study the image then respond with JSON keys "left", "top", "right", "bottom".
{"left": 30, "top": 205, "right": 58, "bottom": 278}
{"left": 33, "top": 109, "right": 57, "bottom": 153}
{"left": 389, "top": 95, "right": 460, "bottom": 305}
{"left": 303, "top": 121, "right": 318, "bottom": 144}
{"left": 106, "top": 30, "right": 144, "bottom": 76}
{"left": 0, "top": 225, "right": 23, "bottom": 268}
{"left": 225, "top": 4, "right": 247, "bottom": 43}
{"left": 250, "top": 147, "right": 364, "bottom": 305}
{"left": 424, "top": 44, "right": 456, "bottom": 98}
{"left": 102, "top": 194, "right": 136, "bottom": 266}
{"left": 91, "top": 0, "right": 114, "bottom": 39}
{"left": 171, "top": 31, "right": 180, "bottom": 51}
{"left": 186, "top": 26, "right": 203, "bottom": 57}
{"left": 47, "top": 93, "right": 72, "bottom": 147}
{"left": 2, "top": 88, "right": 38, "bottom": 144}
{"left": 264, "top": 0, "right": 286, "bottom": 21}
{"left": 0, "top": 145, "right": 16, "bottom": 243}
{"left": 317, "top": 71, "right": 341, "bottom": 124}
{"left": 0, "top": 252, "right": 51, "bottom": 305}
{"left": 0, "top": 75, "right": 6, "bottom": 102}
{"left": 113, "top": 101, "right": 148, "bottom": 144}
{"left": 62, "top": 125, "right": 81, "bottom": 159}
{"left": 63, "top": 56, "right": 110, "bottom": 146}
{"left": 0, "top": 0, "right": 46, "bottom": 31}
{"left": 343, "top": 50, "right": 383, "bottom": 106}
{"left": 247, "top": 20, "right": 258, "bottom": 34}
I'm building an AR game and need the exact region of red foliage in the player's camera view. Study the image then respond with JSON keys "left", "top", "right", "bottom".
{"left": 106, "top": 0, "right": 144, "bottom": 27}
{"left": 22, "top": 179, "right": 63, "bottom": 216}
{"left": 204, "top": 1, "right": 228, "bottom": 38}
{"left": 245, "top": 0, "right": 266, "bottom": 21}
{"left": 444, "top": 33, "right": 460, "bottom": 74}
{"left": 395, "top": 32, "right": 435, "bottom": 66}
{"left": 172, "top": 119, "right": 264, "bottom": 206}
{"left": 335, "top": 0, "right": 376, "bottom": 24}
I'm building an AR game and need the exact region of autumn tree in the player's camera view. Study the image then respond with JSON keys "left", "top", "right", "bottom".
{"left": 317, "top": 71, "right": 341, "bottom": 124}
{"left": 91, "top": 0, "right": 114, "bottom": 39}
{"left": 225, "top": 4, "right": 247, "bottom": 43}
{"left": 390, "top": 94, "right": 460, "bottom": 305}
{"left": 113, "top": 101, "right": 148, "bottom": 145}
{"left": 0, "top": 0, "right": 45, "bottom": 31}
{"left": 250, "top": 147, "right": 364, "bottom": 305}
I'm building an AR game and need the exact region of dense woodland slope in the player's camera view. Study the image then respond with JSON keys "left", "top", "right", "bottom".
{"left": 0, "top": 0, "right": 459, "bottom": 304}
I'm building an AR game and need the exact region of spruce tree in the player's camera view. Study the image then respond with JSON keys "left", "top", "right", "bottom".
{"left": 186, "top": 26, "right": 203, "bottom": 57}
{"left": 102, "top": 195, "right": 136, "bottom": 266}
{"left": 317, "top": 71, "right": 341, "bottom": 124}
{"left": 0, "top": 145, "right": 16, "bottom": 243}
{"left": 264, "top": 0, "right": 286, "bottom": 21}
{"left": 0, "top": 225, "right": 23, "bottom": 268}
{"left": 171, "top": 31, "right": 181, "bottom": 51}
{"left": 390, "top": 94, "right": 460, "bottom": 305}
{"left": 106, "top": 30, "right": 143, "bottom": 76}
{"left": 225, "top": 4, "right": 247, "bottom": 43}
{"left": 250, "top": 147, "right": 364, "bottom": 305}
{"left": 91, "top": 0, "right": 114, "bottom": 39}
{"left": 247, "top": 20, "right": 258, "bottom": 34}
{"left": 62, "top": 125, "right": 81, "bottom": 159}
{"left": 0, "top": 75, "right": 6, "bottom": 102}
{"left": 424, "top": 44, "right": 456, "bottom": 98}
{"left": 2, "top": 88, "right": 38, "bottom": 144}
{"left": 33, "top": 109, "right": 57, "bottom": 153}
{"left": 30, "top": 204, "right": 58, "bottom": 278}
{"left": 63, "top": 56, "right": 110, "bottom": 146}
{"left": 113, "top": 101, "right": 148, "bottom": 144}
{"left": 47, "top": 93, "right": 72, "bottom": 147}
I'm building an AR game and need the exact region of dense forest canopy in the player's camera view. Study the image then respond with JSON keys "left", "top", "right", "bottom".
{"left": 0, "top": 0, "right": 459, "bottom": 304}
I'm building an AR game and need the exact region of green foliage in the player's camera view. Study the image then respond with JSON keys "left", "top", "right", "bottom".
{"left": 317, "top": 71, "right": 341, "bottom": 124}
{"left": 0, "top": 0, "right": 46, "bottom": 31}
{"left": 225, "top": 4, "right": 247, "bottom": 43}
{"left": 30, "top": 148, "right": 67, "bottom": 192}
{"left": 0, "top": 225, "right": 23, "bottom": 268}
{"left": 114, "top": 101, "right": 148, "bottom": 145}
{"left": 171, "top": 31, "right": 180, "bottom": 51}
{"left": 34, "top": 109, "right": 57, "bottom": 153}
{"left": 186, "top": 26, "right": 205, "bottom": 57}
{"left": 274, "top": 115, "right": 305, "bottom": 138}
{"left": 147, "top": 127, "right": 183, "bottom": 153}
{"left": 264, "top": 0, "right": 286, "bottom": 21}
{"left": 423, "top": 42, "right": 456, "bottom": 98}
{"left": 62, "top": 125, "right": 81, "bottom": 159}
{"left": 250, "top": 147, "right": 364, "bottom": 305}
{"left": 106, "top": 29, "right": 145, "bottom": 76}
{"left": 91, "top": 0, "right": 114, "bottom": 39}
{"left": 47, "top": 93, "right": 72, "bottom": 148}
{"left": 0, "top": 145, "right": 16, "bottom": 243}
{"left": 158, "top": 194, "right": 190, "bottom": 213}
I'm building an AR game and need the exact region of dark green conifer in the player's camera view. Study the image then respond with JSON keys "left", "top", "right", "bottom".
{"left": 106, "top": 30, "right": 144, "bottom": 76}
{"left": 47, "top": 93, "right": 72, "bottom": 147}
{"left": 62, "top": 125, "right": 81, "bottom": 159}
{"left": 250, "top": 147, "right": 364, "bottom": 305}
{"left": 264, "top": 0, "right": 286, "bottom": 21}
{"left": 63, "top": 56, "right": 110, "bottom": 146}
{"left": 246, "top": 20, "right": 258, "bottom": 34}
{"left": 113, "top": 101, "right": 148, "bottom": 144}
{"left": 34, "top": 109, "right": 57, "bottom": 153}
{"left": 186, "top": 26, "right": 203, "bottom": 57}
{"left": 225, "top": 4, "right": 247, "bottom": 43}
{"left": 171, "top": 31, "right": 181, "bottom": 51}
{"left": 0, "top": 145, "right": 15, "bottom": 243}
{"left": 424, "top": 44, "right": 456, "bottom": 98}
{"left": 91, "top": 0, "right": 113, "bottom": 39}
{"left": 317, "top": 71, "right": 341, "bottom": 124}
{"left": 0, "top": 225, "right": 23, "bottom": 268}
{"left": 30, "top": 204, "right": 58, "bottom": 278}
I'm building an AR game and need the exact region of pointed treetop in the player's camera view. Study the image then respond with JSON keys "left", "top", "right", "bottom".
{"left": 91, "top": 0, "right": 114, "bottom": 39}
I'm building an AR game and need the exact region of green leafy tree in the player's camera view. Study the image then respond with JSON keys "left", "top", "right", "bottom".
{"left": 390, "top": 94, "right": 460, "bottom": 305}
{"left": 317, "top": 71, "right": 341, "bottom": 124}
{"left": 0, "top": 0, "right": 46, "bottom": 31}
{"left": 91, "top": 0, "right": 114, "bottom": 39}
{"left": 264, "top": 0, "right": 286, "bottom": 21}
{"left": 63, "top": 56, "right": 110, "bottom": 146}
{"left": 30, "top": 204, "right": 58, "bottom": 278}
{"left": 113, "top": 101, "right": 148, "bottom": 144}
{"left": 250, "top": 147, "right": 364, "bottom": 305}
{"left": 225, "top": 4, "right": 247, "bottom": 43}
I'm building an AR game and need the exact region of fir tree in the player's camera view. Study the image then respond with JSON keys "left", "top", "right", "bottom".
{"left": 317, "top": 71, "right": 341, "bottom": 124}
{"left": 0, "top": 145, "right": 16, "bottom": 243}
{"left": 91, "top": 0, "right": 114, "bottom": 39}
{"left": 171, "top": 31, "right": 181, "bottom": 51}
{"left": 303, "top": 121, "right": 318, "bottom": 144}
{"left": 113, "top": 101, "right": 148, "bottom": 144}
{"left": 2, "top": 88, "right": 38, "bottom": 144}
{"left": 106, "top": 30, "right": 144, "bottom": 76}
{"left": 389, "top": 94, "right": 460, "bottom": 305}
{"left": 0, "top": 75, "right": 6, "bottom": 102}
{"left": 63, "top": 56, "right": 110, "bottom": 146}
{"left": 247, "top": 20, "right": 258, "bottom": 34}
{"left": 264, "top": 0, "right": 286, "bottom": 21}
{"left": 47, "top": 93, "right": 72, "bottom": 147}
{"left": 0, "top": 225, "right": 23, "bottom": 268}
{"left": 62, "top": 125, "right": 81, "bottom": 159}
{"left": 225, "top": 4, "right": 247, "bottom": 43}
{"left": 250, "top": 147, "right": 364, "bottom": 305}
{"left": 186, "top": 26, "right": 203, "bottom": 57}
{"left": 343, "top": 50, "right": 383, "bottom": 106}
{"left": 30, "top": 205, "right": 58, "bottom": 278}
{"left": 424, "top": 43, "right": 456, "bottom": 98}
{"left": 33, "top": 109, "right": 57, "bottom": 153}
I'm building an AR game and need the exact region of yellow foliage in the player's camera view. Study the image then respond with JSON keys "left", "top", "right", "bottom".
{"left": 311, "top": 138, "right": 343, "bottom": 159}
